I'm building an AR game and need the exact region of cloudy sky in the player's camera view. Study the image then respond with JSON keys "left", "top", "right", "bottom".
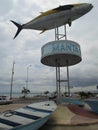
{"left": 0, "top": 0, "right": 98, "bottom": 94}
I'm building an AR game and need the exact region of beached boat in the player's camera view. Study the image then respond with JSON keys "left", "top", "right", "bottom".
{"left": 60, "top": 97, "right": 84, "bottom": 106}
{"left": 85, "top": 99, "right": 98, "bottom": 114}
{"left": 0, "top": 96, "right": 12, "bottom": 105}
{"left": 0, "top": 101, "right": 57, "bottom": 130}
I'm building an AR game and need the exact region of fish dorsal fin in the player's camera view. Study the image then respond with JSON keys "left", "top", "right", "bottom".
{"left": 40, "top": 12, "right": 44, "bottom": 14}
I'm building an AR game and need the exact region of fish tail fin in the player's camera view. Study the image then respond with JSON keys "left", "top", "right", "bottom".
{"left": 10, "top": 20, "right": 22, "bottom": 39}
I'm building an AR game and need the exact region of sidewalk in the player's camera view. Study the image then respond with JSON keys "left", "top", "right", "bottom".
{"left": 47, "top": 104, "right": 98, "bottom": 126}
{"left": 39, "top": 104, "right": 98, "bottom": 130}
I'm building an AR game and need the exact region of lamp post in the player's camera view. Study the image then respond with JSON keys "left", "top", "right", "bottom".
{"left": 26, "top": 65, "right": 32, "bottom": 89}
{"left": 10, "top": 61, "right": 15, "bottom": 99}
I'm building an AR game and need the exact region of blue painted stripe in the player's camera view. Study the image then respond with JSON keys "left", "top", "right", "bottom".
{"left": 14, "top": 111, "right": 41, "bottom": 120}
{"left": 25, "top": 106, "right": 53, "bottom": 113}
{"left": 0, "top": 118, "right": 21, "bottom": 127}
{"left": 85, "top": 100, "right": 98, "bottom": 113}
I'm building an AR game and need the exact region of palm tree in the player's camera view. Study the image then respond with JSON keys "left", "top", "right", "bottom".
{"left": 44, "top": 91, "right": 49, "bottom": 97}
{"left": 21, "top": 87, "right": 30, "bottom": 98}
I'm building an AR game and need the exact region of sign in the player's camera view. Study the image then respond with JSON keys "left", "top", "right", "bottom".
{"left": 41, "top": 40, "right": 81, "bottom": 58}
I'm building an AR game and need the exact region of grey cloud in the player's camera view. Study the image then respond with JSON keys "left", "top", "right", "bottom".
{"left": 0, "top": 0, "right": 14, "bottom": 15}
{"left": 0, "top": 0, "right": 98, "bottom": 93}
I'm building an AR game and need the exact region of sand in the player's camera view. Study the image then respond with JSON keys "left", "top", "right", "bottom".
{"left": 0, "top": 103, "right": 29, "bottom": 113}
{"left": 0, "top": 97, "right": 48, "bottom": 112}
{"left": 39, "top": 124, "right": 98, "bottom": 130}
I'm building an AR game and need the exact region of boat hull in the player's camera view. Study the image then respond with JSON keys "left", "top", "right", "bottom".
{"left": 85, "top": 99, "right": 98, "bottom": 113}
{"left": 0, "top": 101, "right": 57, "bottom": 130}
{"left": 11, "top": 114, "right": 50, "bottom": 130}
{"left": 0, "top": 96, "right": 12, "bottom": 105}
{"left": 60, "top": 97, "right": 84, "bottom": 106}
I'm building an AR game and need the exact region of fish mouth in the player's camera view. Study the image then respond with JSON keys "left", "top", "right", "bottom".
{"left": 89, "top": 4, "right": 93, "bottom": 9}
{"left": 74, "top": 3, "right": 93, "bottom": 15}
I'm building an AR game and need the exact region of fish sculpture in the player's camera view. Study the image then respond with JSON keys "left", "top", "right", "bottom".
{"left": 11, "top": 3, "right": 93, "bottom": 39}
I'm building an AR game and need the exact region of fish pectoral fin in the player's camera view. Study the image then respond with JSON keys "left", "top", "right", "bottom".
{"left": 40, "top": 29, "right": 46, "bottom": 34}
{"left": 67, "top": 19, "right": 72, "bottom": 27}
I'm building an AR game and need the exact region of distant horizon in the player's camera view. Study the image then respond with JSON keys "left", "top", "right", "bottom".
{"left": 0, "top": 85, "right": 97, "bottom": 94}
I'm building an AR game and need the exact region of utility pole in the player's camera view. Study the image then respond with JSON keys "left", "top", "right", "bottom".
{"left": 10, "top": 61, "right": 15, "bottom": 99}
{"left": 26, "top": 65, "right": 32, "bottom": 89}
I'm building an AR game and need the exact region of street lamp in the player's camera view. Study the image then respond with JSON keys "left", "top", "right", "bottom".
{"left": 26, "top": 65, "right": 32, "bottom": 89}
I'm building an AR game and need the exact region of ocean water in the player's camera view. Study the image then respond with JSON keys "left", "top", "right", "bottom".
{"left": 0, "top": 92, "right": 43, "bottom": 98}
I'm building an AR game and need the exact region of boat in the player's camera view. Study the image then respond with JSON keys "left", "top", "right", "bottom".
{"left": 0, "top": 96, "right": 12, "bottom": 105}
{"left": 0, "top": 101, "right": 57, "bottom": 130}
{"left": 85, "top": 99, "right": 98, "bottom": 114}
{"left": 60, "top": 97, "right": 84, "bottom": 107}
